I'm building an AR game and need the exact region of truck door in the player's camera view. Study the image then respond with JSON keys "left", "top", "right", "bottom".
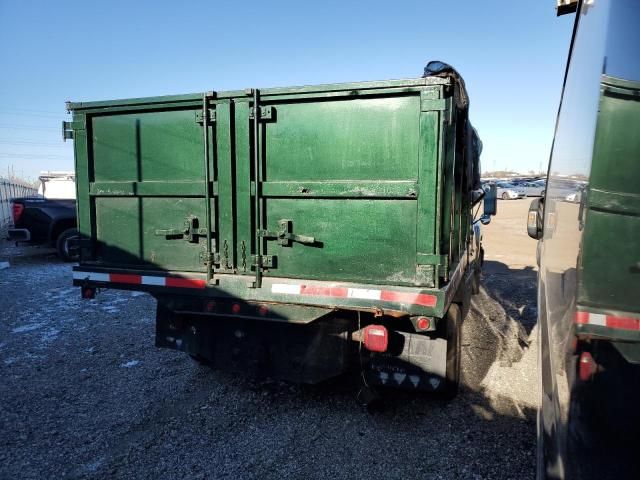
{"left": 88, "top": 107, "right": 213, "bottom": 273}
{"left": 232, "top": 88, "right": 441, "bottom": 287}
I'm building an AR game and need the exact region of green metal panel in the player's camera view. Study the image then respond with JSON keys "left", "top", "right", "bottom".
{"left": 263, "top": 96, "right": 420, "bottom": 181}
{"left": 578, "top": 76, "right": 640, "bottom": 314}
{"left": 263, "top": 198, "right": 418, "bottom": 284}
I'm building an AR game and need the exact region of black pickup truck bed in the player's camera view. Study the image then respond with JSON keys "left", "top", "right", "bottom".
{"left": 7, "top": 197, "right": 77, "bottom": 261}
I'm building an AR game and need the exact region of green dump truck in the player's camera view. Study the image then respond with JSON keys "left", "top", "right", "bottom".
{"left": 67, "top": 63, "right": 495, "bottom": 397}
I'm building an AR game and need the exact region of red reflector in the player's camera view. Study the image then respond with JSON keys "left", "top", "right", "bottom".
{"left": 231, "top": 303, "right": 241, "bottom": 314}
{"left": 165, "top": 277, "right": 206, "bottom": 289}
{"left": 11, "top": 203, "right": 24, "bottom": 224}
{"left": 206, "top": 301, "right": 216, "bottom": 312}
{"left": 575, "top": 311, "right": 589, "bottom": 324}
{"left": 258, "top": 305, "right": 269, "bottom": 316}
{"left": 578, "top": 352, "right": 596, "bottom": 381}
{"left": 363, "top": 325, "right": 388, "bottom": 353}
{"left": 416, "top": 317, "right": 431, "bottom": 330}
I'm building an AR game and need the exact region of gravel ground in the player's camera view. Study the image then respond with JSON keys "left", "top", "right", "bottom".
{"left": 0, "top": 201, "right": 538, "bottom": 480}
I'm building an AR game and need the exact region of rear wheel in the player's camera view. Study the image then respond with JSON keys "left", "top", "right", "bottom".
{"left": 502, "top": 192, "right": 509, "bottom": 200}
{"left": 56, "top": 228, "right": 79, "bottom": 262}
{"left": 442, "top": 303, "right": 462, "bottom": 398}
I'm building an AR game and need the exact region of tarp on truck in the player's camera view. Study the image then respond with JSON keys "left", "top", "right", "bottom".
{"left": 423, "top": 61, "right": 482, "bottom": 191}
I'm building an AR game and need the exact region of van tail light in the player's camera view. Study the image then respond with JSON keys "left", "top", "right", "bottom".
{"left": 12, "top": 203, "right": 24, "bottom": 224}
{"left": 578, "top": 352, "right": 596, "bottom": 381}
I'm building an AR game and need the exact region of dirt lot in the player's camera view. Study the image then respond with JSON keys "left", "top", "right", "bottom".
{"left": 0, "top": 199, "right": 538, "bottom": 480}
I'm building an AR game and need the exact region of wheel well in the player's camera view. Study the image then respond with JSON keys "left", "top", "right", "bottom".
{"left": 50, "top": 219, "right": 76, "bottom": 243}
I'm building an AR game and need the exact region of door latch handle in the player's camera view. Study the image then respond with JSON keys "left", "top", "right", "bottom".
{"left": 260, "top": 219, "right": 315, "bottom": 247}
{"left": 155, "top": 216, "right": 208, "bottom": 243}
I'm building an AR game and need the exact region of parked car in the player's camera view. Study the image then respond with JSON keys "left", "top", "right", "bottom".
{"left": 7, "top": 172, "right": 78, "bottom": 261}
{"left": 519, "top": 180, "right": 546, "bottom": 197}
{"left": 495, "top": 181, "right": 525, "bottom": 200}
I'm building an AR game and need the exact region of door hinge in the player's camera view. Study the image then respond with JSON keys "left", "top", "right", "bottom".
{"left": 249, "top": 105, "right": 275, "bottom": 121}
{"left": 62, "top": 120, "right": 84, "bottom": 141}
{"left": 200, "top": 251, "right": 221, "bottom": 266}
{"left": 195, "top": 109, "right": 216, "bottom": 124}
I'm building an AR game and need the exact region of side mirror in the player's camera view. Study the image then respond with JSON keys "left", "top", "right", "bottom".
{"left": 527, "top": 198, "right": 544, "bottom": 239}
{"left": 483, "top": 184, "right": 497, "bottom": 216}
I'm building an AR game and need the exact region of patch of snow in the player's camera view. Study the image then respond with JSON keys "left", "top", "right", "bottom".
{"left": 11, "top": 322, "right": 45, "bottom": 334}
{"left": 120, "top": 360, "right": 140, "bottom": 368}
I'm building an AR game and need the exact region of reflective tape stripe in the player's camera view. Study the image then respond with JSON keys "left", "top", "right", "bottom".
{"left": 272, "top": 283, "right": 302, "bottom": 295}
{"left": 110, "top": 273, "right": 142, "bottom": 285}
{"left": 576, "top": 311, "right": 640, "bottom": 331}
{"left": 72, "top": 271, "right": 109, "bottom": 282}
{"left": 165, "top": 277, "right": 206, "bottom": 289}
{"left": 271, "top": 282, "right": 437, "bottom": 307}
{"left": 607, "top": 316, "right": 640, "bottom": 331}
{"left": 141, "top": 275, "right": 166, "bottom": 286}
{"left": 347, "top": 288, "right": 381, "bottom": 300}
{"left": 589, "top": 313, "right": 606, "bottom": 327}
{"left": 73, "top": 271, "right": 206, "bottom": 290}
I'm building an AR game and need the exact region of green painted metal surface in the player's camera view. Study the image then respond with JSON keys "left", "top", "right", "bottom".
{"left": 578, "top": 76, "right": 640, "bottom": 314}
{"left": 69, "top": 76, "right": 479, "bottom": 310}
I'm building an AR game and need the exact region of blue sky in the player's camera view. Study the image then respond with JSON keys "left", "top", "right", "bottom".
{"left": 0, "top": 0, "right": 573, "bottom": 181}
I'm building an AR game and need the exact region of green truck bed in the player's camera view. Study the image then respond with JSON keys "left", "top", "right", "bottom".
{"left": 68, "top": 75, "right": 480, "bottom": 320}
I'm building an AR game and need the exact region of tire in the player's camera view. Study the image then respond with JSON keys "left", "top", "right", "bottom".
{"left": 56, "top": 228, "right": 79, "bottom": 262}
{"left": 501, "top": 192, "right": 509, "bottom": 200}
{"left": 442, "top": 303, "right": 462, "bottom": 399}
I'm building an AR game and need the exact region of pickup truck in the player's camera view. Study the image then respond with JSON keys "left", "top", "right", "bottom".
{"left": 8, "top": 173, "right": 78, "bottom": 261}
{"left": 67, "top": 62, "right": 496, "bottom": 397}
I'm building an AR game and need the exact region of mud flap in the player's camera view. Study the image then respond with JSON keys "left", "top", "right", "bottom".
{"left": 156, "top": 304, "right": 352, "bottom": 384}
{"left": 365, "top": 331, "right": 447, "bottom": 392}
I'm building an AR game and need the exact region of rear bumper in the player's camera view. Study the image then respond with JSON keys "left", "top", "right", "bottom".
{"left": 7, "top": 228, "right": 31, "bottom": 242}
{"left": 72, "top": 264, "right": 466, "bottom": 319}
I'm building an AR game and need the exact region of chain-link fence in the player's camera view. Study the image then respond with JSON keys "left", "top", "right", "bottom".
{"left": 0, "top": 179, "right": 38, "bottom": 228}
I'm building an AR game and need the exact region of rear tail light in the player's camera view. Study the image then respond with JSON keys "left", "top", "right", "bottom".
{"left": 11, "top": 203, "right": 24, "bottom": 224}
{"left": 231, "top": 303, "right": 241, "bottom": 314}
{"left": 82, "top": 287, "right": 96, "bottom": 299}
{"left": 362, "top": 325, "right": 388, "bottom": 353}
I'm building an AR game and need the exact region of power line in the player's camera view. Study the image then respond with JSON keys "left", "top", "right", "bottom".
{"left": 0, "top": 109, "right": 66, "bottom": 118}
{"left": 0, "top": 140, "right": 69, "bottom": 147}
{"left": 0, "top": 124, "right": 60, "bottom": 131}
{"left": 0, "top": 152, "right": 71, "bottom": 159}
